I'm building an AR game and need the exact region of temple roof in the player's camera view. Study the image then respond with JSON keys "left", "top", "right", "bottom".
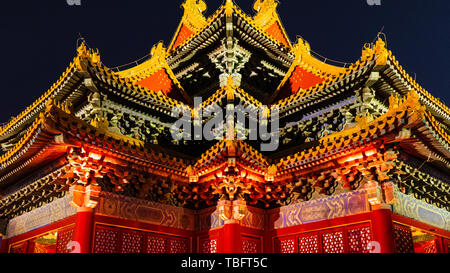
{"left": 0, "top": 0, "right": 449, "bottom": 216}
{"left": 0, "top": 99, "right": 192, "bottom": 188}
{"left": 168, "top": 0, "right": 292, "bottom": 55}
{"left": 273, "top": 41, "right": 379, "bottom": 116}
{"left": 276, "top": 91, "right": 450, "bottom": 175}
{"left": 2, "top": 1, "right": 448, "bottom": 140}
{"left": 271, "top": 38, "right": 379, "bottom": 103}
{"left": 115, "top": 43, "right": 192, "bottom": 104}
{"left": 376, "top": 48, "right": 450, "bottom": 127}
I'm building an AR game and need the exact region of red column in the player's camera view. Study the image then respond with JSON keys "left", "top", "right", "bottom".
{"left": 221, "top": 222, "right": 242, "bottom": 253}
{"left": 217, "top": 200, "right": 246, "bottom": 253}
{"left": 371, "top": 209, "right": 396, "bottom": 253}
{"left": 72, "top": 207, "right": 94, "bottom": 253}
{"left": 263, "top": 212, "right": 274, "bottom": 253}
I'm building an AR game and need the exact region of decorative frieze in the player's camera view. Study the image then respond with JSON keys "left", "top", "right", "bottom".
{"left": 5, "top": 194, "right": 76, "bottom": 239}
{"left": 393, "top": 189, "right": 450, "bottom": 231}
{"left": 269, "top": 189, "right": 369, "bottom": 230}
{"left": 95, "top": 192, "right": 196, "bottom": 231}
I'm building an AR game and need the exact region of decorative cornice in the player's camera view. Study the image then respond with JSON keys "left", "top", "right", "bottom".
{"left": 393, "top": 188, "right": 450, "bottom": 231}
{"left": 5, "top": 194, "right": 76, "bottom": 239}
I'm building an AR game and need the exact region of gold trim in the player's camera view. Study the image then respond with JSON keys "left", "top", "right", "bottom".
{"left": 392, "top": 220, "right": 450, "bottom": 240}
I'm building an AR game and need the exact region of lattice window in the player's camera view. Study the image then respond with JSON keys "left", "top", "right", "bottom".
{"left": 201, "top": 239, "right": 217, "bottom": 253}
{"left": 322, "top": 231, "right": 345, "bottom": 253}
{"left": 121, "top": 231, "right": 144, "bottom": 253}
{"left": 423, "top": 240, "right": 438, "bottom": 253}
{"left": 298, "top": 234, "right": 319, "bottom": 253}
{"left": 56, "top": 227, "right": 74, "bottom": 253}
{"left": 242, "top": 239, "right": 258, "bottom": 254}
{"left": 147, "top": 235, "right": 166, "bottom": 253}
{"left": 347, "top": 226, "right": 372, "bottom": 253}
{"left": 94, "top": 226, "right": 119, "bottom": 253}
{"left": 33, "top": 244, "right": 48, "bottom": 254}
{"left": 279, "top": 239, "right": 295, "bottom": 253}
{"left": 10, "top": 243, "right": 26, "bottom": 253}
{"left": 393, "top": 224, "right": 414, "bottom": 253}
{"left": 168, "top": 238, "right": 188, "bottom": 253}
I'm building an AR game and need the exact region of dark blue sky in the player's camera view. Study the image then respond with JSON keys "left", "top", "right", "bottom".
{"left": 0, "top": 0, "right": 448, "bottom": 122}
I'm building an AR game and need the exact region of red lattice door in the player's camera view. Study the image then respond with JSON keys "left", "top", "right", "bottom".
{"left": 321, "top": 230, "right": 346, "bottom": 253}
{"left": 9, "top": 242, "right": 27, "bottom": 253}
{"left": 56, "top": 226, "right": 75, "bottom": 253}
{"left": 346, "top": 224, "right": 372, "bottom": 253}
{"left": 275, "top": 236, "right": 296, "bottom": 253}
{"left": 298, "top": 232, "right": 320, "bottom": 253}
{"left": 93, "top": 225, "right": 190, "bottom": 253}
{"left": 199, "top": 237, "right": 218, "bottom": 253}
{"left": 242, "top": 236, "right": 261, "bottom": 253}
{"left": 393, "top": 223, "right": 414, "bottom": 253}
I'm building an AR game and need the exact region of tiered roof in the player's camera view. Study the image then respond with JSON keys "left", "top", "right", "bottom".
{"left": 168, "top": 0, "right": 292, "bottom": 54}
{"left": 0, "top": 0, "right": 449, "bottom": 216}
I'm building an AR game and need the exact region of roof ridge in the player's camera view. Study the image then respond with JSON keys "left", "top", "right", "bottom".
{"left": 0, "top": 44, "right": 93, "bottom": 137}
{"left": 275, "top": 90, "right": 427, "bottom": 172}
{"left": 387, "top": 50, "right": 450, "bottom": 120}
{"left": 167, "top": 0, "right": 293, "bottom": 55}
{"left": 272, "top": 38, "right": 383, "bottom": 105}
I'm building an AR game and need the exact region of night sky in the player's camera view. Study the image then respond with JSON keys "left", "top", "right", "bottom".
{"left": 0, "top": 0, "right": 448, "bottom": 123}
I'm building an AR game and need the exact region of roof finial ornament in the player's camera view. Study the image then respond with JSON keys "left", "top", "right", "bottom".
{"left": 150, "top": 42, "right": 167, "bottom": 65}
{"left": 225, "top": 0, "right": 234, "bottom": 17}
{"left": 76, "top": 33, "right": 88, "bottom": 55}
{"left": 76, "top": 42, "right": 89, "bottom": 58}
{"left": 355, "top": 112, "right": 374, "bottom": 129}
{"left": 181, "top": 0, "right": 207, "bottom": 32}
{"left": 253, "top": 0, "right": 279, "bottom": 30}
{"left": 388, "top": 94, "right": 400, "bottom": 111}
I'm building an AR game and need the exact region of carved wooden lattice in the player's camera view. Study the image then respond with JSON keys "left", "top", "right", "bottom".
{"left": 242, "top": 238, "right": 259, "bottom": 253}
{"left": 393, "top": 224, "right": 414, "bottom": 253}
{"left": 33, "top": 244, "right": 48, "bottom": 253}
{"left": 298, "top": 233, "right": 319, "bottom": 253}
{"left": 93, "top": 225, "right": 190, "bottom": 253}
{"left": 169, "top": 238, "right": 188, "bottom": 253}
{"left": 147, "top": 235, "right": 166, "bottom": 253}
{"left": 322, "top": 231, "right": 345, "bottom": 253}
{"left": 347, "top": 226, "right": 372, "bottom": 253}
{"left": 423, "top": 240, "right": 438, "bottom": 253}
{"left": 56, "top": 227, "right": 74, "bottom": 253}
{"left": 10, "top": 243, "right": 26, "bottom": 253}
{"left": 201, "top": 239, "right": 217, "bottom": 253}
{"left": 274, "top": 224, "right": 377, "bottom": 253}
{"left": 121, "top": 231, "right": 144, "bottom": 253}
{"left": 94, "top": 226, "right": 120, "bottom": 253}
{"left": 279, "top": 239, "right": 295, "bottom": 253}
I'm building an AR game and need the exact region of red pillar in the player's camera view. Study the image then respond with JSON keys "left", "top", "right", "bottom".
{"left": 263, "top": 212, "right": 274, "bottom": 253}
{"left": 371, "top": 209, "right": 396, "bottom": 253}
{"left": 221, "top": 222, "right": 242, "bottom": 253}
{"left": 217, "top": 200, "right": 246, "bottom": 253}
{"left": 72, "top": 207, "right": 94, "bottom": 253}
